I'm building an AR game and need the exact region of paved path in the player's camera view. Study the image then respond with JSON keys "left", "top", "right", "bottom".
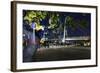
{"left": 32, "top": 46, "right": 91, "bottom": 62}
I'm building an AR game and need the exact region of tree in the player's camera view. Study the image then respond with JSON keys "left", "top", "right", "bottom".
{"left": 24, "top": 10, "right": 47, "bottom": 29}
{"left": 48, "top": 13, "right": 59, "bottom": 29}
{"left": 23, "top": 11, "right": 48, "bottom": 48}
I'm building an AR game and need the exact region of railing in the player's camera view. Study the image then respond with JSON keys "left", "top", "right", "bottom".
{"left": 48, "top": 36, "right": 90, "bottom": 41}
{"left": 40, "top": 36, "right": 91, "bottom": 48}
{"left": 64, "top": 36, "right": 90, "bottom": 41}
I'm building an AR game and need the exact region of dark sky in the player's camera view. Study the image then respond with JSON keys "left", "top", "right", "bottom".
{"left": 63, "top": 12, "right": 91, "bottom": 37}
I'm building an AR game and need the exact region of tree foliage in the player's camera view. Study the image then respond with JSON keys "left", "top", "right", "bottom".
{"left": 24, "top": 10, "right": 89, "bottom": 31}
{"left": 48, "top": 13, "right": 59, "bottom": 29}
{"left": 24, "top": 11, "right": 47, "bottom": 24}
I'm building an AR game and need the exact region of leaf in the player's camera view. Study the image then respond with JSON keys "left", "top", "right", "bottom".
{"left": 24, "top": 11, "right": 48, "bottom": 24}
